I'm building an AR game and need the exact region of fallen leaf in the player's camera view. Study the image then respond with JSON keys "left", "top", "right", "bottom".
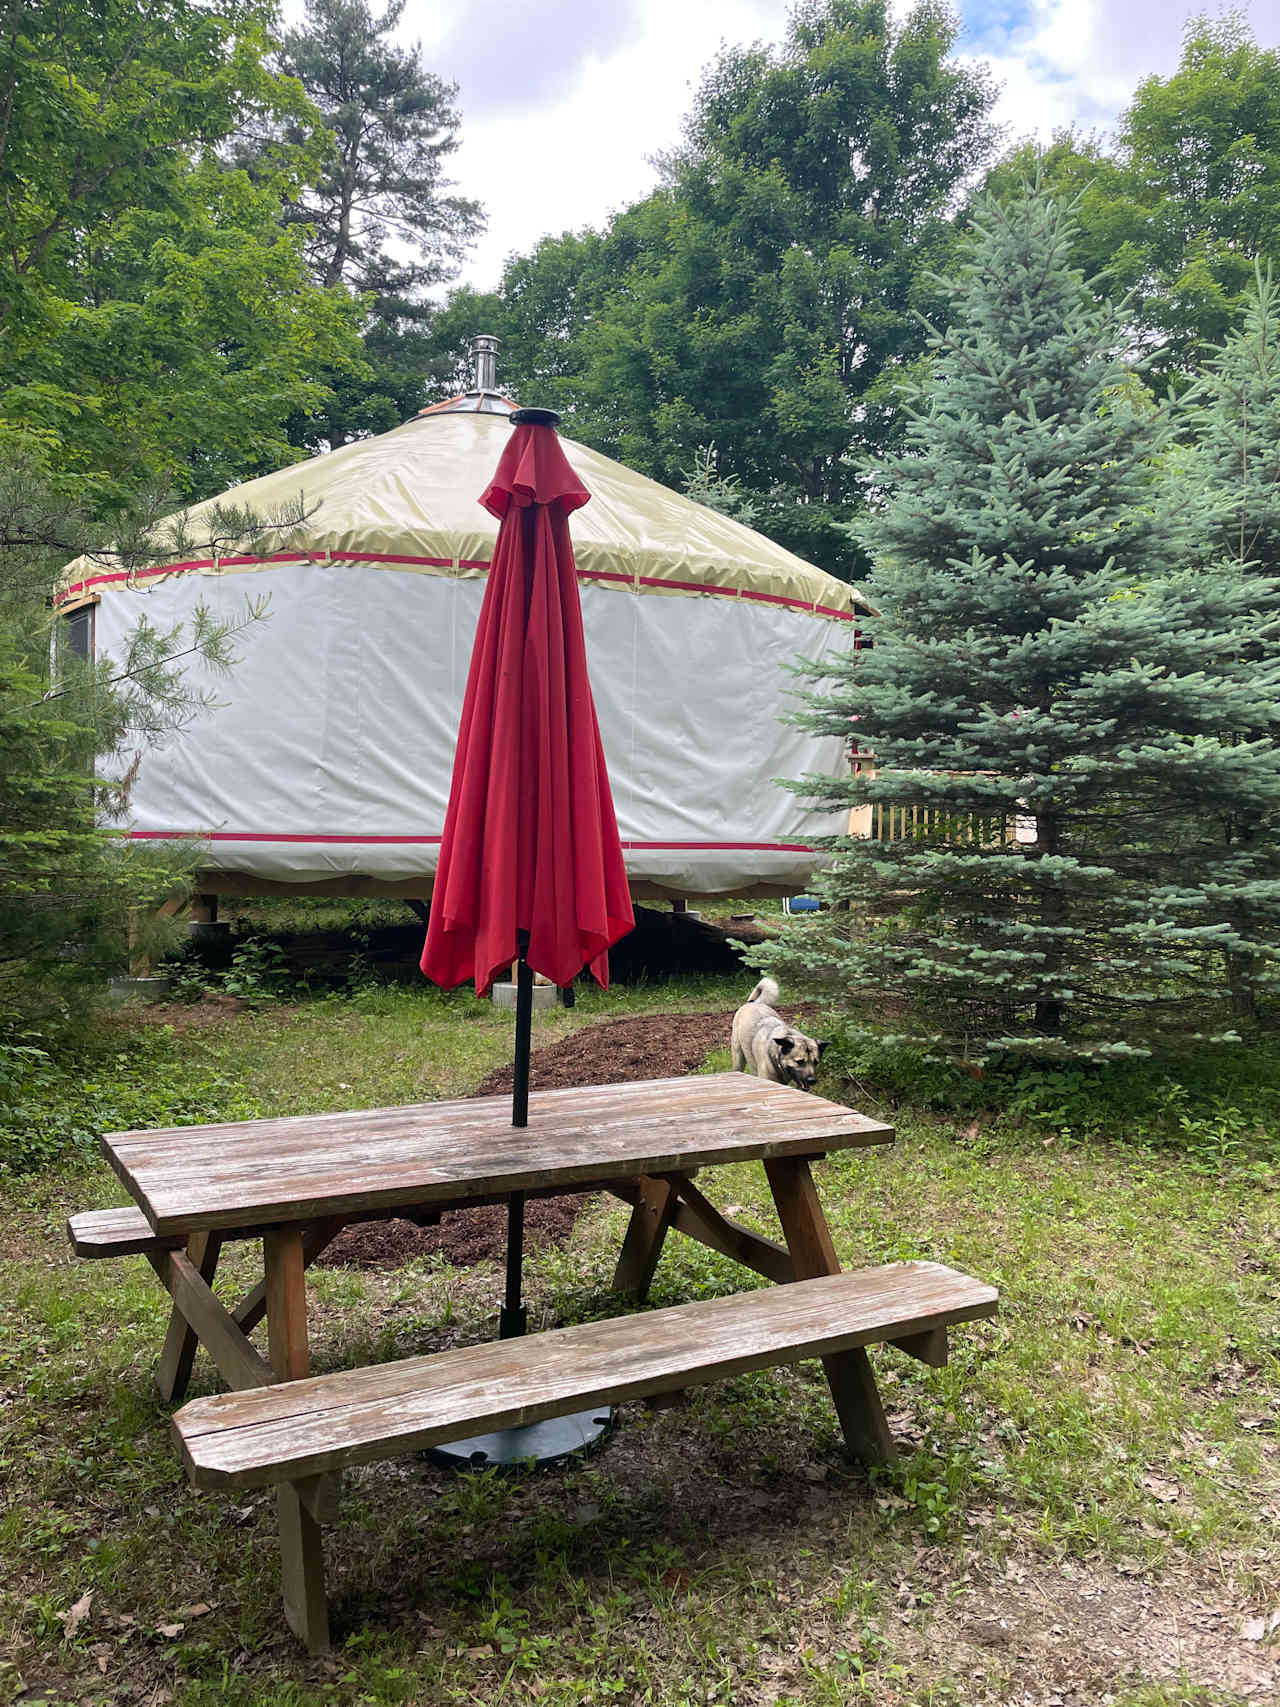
{"left": 155, "top": 1623, "right": 184, "bottom": 1640}
{"left": 463, "top": 1645, "right": 492, "bottom": 1660}
{"left": 1241, "top": 1610, "right": 1280, "bottom": 1641}
{"left": 97, "top": 1656, "right": 108, "bottom": 1675}
{"left": 175, "top": 1603, "right": 212, "bottom": 1620}
{"left": 1141, "top": 1474, "right": 1181, "bottom": 1504}
{"left": 59, "top": 1590, "right": 93, "bottom": 1639}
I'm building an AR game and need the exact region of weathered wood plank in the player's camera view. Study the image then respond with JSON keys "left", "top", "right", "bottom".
{"left": 103, "top": 1074, "right": 894, "bottom": 1235}
{"left": 891, "top": 1326, "right": 949, "bottom": 1367}
{"left": 668, "top": 1177, "right": 795, "bottom": 1284}
{"left": 147, "top": 1250, "right": 276, "bottom": 1392}
{"left": 765, "top": 1157, "right": 897, "bottom": 1466}
{"left": 66, "top": 1207, "right": 182, "bottom": 1258}
{"left": 173, "top": 1263, "right": 996, "bottom": 1489}
{"left": 234, "top": 1219, "right": 348, "bottom": 1335}
{"left": 612, "top": 1176, "right": 678, "bottom": 1298}
{"left": 277, "top": 1480, "right": 329, "bottom": 1653}
{"left": 264, "top": 1228, "right": 310, "bottom": 1382}
{"left": 155, "top": 1231, "right": 223, "bottom": 1405}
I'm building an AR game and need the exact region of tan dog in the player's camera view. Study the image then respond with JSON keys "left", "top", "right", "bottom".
{"left": 730, "top": 977, "right": 827, "bottom": 1090}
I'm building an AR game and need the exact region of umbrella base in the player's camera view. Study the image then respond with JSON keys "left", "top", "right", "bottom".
{"left": 423, "top": 1407, "right": 613, "bottom": 1471}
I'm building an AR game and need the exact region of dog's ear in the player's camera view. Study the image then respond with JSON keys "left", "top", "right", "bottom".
{"left": 776, "top": 1035, "right": 794, "bottom": 1055}
{"left": 816, "top": 1040, "right": 830, "bottom": 1058}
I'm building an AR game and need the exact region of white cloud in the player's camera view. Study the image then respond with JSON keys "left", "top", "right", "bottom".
{"left": 971, "top": 0, "right": 1280, "bottom": 143}
{"left": 403, "top": 0, "right": 791, "bottom": 290}
{"left": 391, "top": 0, "right": 1280, "bottom": 292}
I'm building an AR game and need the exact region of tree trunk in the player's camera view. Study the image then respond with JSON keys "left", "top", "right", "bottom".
{"left": 323, "top": 140, "right": 361, "bottom": 289}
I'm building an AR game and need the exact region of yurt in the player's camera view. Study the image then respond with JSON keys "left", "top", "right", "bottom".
{"left": 54, "top": 344, "right": 872, "bottom": 906}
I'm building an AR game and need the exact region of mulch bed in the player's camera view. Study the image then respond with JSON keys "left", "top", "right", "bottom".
{"left": 316, "top": 1008, "right": 740, "bottom": 1271}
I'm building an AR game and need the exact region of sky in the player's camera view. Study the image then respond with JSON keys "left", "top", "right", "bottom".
{"left": 396, "top": 0, "right": 1280, "bottom": 294}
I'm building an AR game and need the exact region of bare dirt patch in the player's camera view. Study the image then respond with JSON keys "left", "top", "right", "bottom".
{"left": 128, "top": 991, "right": 254, "bottom": 1031}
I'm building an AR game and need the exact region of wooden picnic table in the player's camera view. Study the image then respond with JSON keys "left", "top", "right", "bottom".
{"left": 93, "top": 1071, "right": 894, "bottom": 1410}
{"left": 71, "top": 1070, "right": 1000, "bottom": 1652}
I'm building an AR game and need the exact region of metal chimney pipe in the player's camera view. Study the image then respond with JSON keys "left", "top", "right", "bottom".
{"left": 471, "top": 333, "right": 500, "bottom": 392}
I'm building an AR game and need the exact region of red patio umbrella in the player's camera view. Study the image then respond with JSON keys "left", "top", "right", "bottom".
{"left": 421, "top": 406, "right": 634, "bottom": 1365}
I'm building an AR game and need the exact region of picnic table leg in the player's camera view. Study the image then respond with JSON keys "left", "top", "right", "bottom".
{"left": 263, "top": 1226, "right": 330, "bottom": 1651}
{"left": 612, "top": 1176, "right": 678, "bottom": 1299}
{"left": 278, "top": 1478, "right": 329, "bottom": 1654}
{"left": 764, "top": 1157, "right": 896, "bottom": 1467}
{"left": 155, "top": 1231, "right": 223, "bottom": 1404}
{"left": 264, "top": 1226, "right": 310, "bottom": 1381}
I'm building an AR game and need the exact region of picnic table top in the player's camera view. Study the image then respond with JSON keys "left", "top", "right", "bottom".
{"left": 103, "top": 1072, "right": 894, "bottom": 1236}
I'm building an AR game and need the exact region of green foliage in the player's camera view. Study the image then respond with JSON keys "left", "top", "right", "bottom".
{"left": 0, "top": 614, "right": 196, "bottom": 1019}
{"left": 0, "top": 424, "right": 302, "bottom": 1034}
{"left": 762, "top": 185, "right": 1280, "bottom": 1062}
{"left": 165, "top": 936, "right": 296, "bottom": 1004}
{"left": 823, "top": 1011, "right": 1280, "bottom": 1170}
{"left": 681, "top": 445, "right": 761, "bottom": 529}
{"left": 262, "top": 0, "right": 483, "bottom": 449}
{"left": 424, "top": 0, "right": 996, "bottom": 582}
{"left": 990, "top": 17, "right": 1280, "bottom": 385}
{"left": 1, "top": 0, "right": 367, "bottom": 504}
{"left": 0, "top": 1023, "right": 259, "bottom": 1173}
{"left": 1184, "top": 262, "right": 1280, "bottom": 579}
{"left": 0, "top": 0, "right": 377, "bottom": 1041}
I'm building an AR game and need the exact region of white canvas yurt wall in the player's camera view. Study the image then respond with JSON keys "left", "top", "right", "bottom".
{"left": 55, "top": 395, "right": 871, "bottom": 902}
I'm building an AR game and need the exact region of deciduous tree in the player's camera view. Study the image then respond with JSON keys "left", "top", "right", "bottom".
{"left": 989, "top": 17, "right": 1280, "bottom": 383}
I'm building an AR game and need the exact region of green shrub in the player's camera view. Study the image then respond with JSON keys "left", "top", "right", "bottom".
{"left": 824, "top": 1014, "right": 1280, "bottom": 1165}
{"left": 0, "top": 1025, "right": 258, "bottom": 1173}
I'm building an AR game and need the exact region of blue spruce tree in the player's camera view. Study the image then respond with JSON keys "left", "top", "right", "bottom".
{"left": 769, "top": 187, "right": 1280, "bottom": 1062}
{"left": 1183, "top": 266, "right": 1280, "bottom": 1018}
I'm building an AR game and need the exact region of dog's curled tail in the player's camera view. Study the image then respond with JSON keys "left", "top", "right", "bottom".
{"left": 747, "top": 976, "right": 780, "bottom": 1006}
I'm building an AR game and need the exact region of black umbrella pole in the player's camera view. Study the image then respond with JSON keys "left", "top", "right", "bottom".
{"left": 501, "top": 1190, "right": 527, "bottom": 1339}
{"left": 512, "top": 948, "right": 533, "bottom": 1128}
{"left": 501, "top": 947, "right": 534, "bottom": 1339}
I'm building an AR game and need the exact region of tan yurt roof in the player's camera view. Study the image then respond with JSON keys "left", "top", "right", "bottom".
{"left": 57, "top": 405, "right": 871, "bottom": 622}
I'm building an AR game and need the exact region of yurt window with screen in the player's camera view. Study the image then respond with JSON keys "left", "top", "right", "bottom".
{"left": 62, "top": 601, "right": 95, "bottom": 662}
{"left": 61, "top": 604, "right": 95, "bottom": 662}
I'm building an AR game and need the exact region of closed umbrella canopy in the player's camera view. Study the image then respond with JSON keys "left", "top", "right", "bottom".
{"left": 421, "top": 413, "right": 634, "bottom": 997}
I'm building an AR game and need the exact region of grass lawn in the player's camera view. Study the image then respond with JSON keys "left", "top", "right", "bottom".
{"left": 0, "top": 975, "right": 1277, "bottom": 1706}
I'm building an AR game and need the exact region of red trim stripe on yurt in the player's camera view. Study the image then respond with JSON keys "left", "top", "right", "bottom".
{"left": 125, "top": 831, "right": 816, "bottom": 852}
{"left": 54, "top": 553, "right": 861, "bottom": 621}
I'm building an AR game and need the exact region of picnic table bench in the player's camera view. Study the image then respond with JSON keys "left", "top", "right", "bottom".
{"left": 70, "top": 1072, "right": 998, "bottom": 1651}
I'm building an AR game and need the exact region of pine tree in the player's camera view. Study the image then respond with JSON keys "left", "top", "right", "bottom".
{"left": 259, "top": 0, "right": 484, "bottom": 447}
{"left": 765, "top": 187, "right": 1280, "bottom": 1063}
{"left": 1188, "top": 266, "right": 1280, "bottom": 582}
{"left": 1181, "top": 267, "right": 1280, "bottom": 1017}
